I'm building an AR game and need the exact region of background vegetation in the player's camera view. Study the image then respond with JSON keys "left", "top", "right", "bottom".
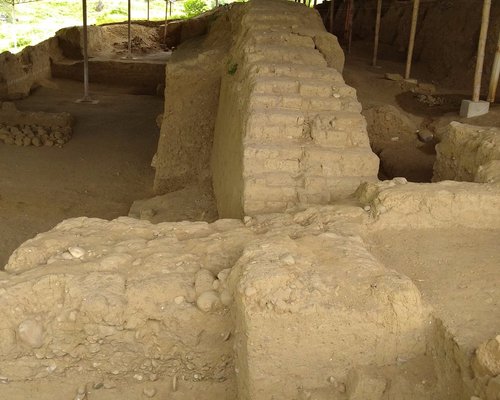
{"left": 0, "top": 0, "right": 239, "bottom": 53}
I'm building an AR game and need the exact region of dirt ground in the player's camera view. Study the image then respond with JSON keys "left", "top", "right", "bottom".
{"left": 0, "top": 79, "right": 162, "bottom": 267}
{"left": 343, "top": 40, "right": 500, "bottom": 183}
{"left": 367, "top": 228, "right": 500, "bottom": 354}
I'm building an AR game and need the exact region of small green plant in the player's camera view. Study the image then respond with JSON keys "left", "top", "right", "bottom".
{"left": 227, "top": 62, "right": 238, "bottom": 75}
{"left": 183, "top": 0, "right": 207, "bottom": 18}
{"left": 15, "top": 37, "right": 31, "bottom": 48}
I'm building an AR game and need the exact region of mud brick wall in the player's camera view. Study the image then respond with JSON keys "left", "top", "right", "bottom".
{"left": 433, "top": 122, "right": 500, "bottom": 184}
{"left": 0, "top": 38, "right": 60, "bottom": 100}
{"left": 211, "top": 0, "right": 379, "bottom": 218}
{"left": 153, "top": 7, "right": 236, "bottom": 194}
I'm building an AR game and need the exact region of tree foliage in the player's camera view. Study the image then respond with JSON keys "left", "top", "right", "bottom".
{"left": 183, "top": 0, "right": 206, "bottom": 18}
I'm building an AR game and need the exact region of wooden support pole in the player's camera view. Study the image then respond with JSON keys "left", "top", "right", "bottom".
{"left": 487, "top": 31, "right": 500, "bottom": 103}
{"left": 372, "top": 0, "right": 382, "bottom": 66}
{"left": 404, "top": 0, "right": 420, "bottom": 80}
{"left": 344, "top": 0, "right": 353, "bottom": 54}
{"left": 328, "top": 0, "right": 334, "bottom": 34}
{"left": 473, "top": 0, "right": 491, "bottom": 102}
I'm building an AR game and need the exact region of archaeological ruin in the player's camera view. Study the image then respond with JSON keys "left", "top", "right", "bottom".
{"left": 0, "top": 0, "right": 499, "bottom": 399}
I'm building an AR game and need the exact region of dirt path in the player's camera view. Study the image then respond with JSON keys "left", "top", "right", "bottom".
{"left": 0, "top": 79, "right": 162, "bottom": 267}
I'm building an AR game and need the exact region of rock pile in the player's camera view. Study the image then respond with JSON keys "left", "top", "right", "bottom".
{"left": 0, "top": 101, "right": 73, "bottom": 148}
{"left": 0, "top": 123, "right": 72, "bottom": 147}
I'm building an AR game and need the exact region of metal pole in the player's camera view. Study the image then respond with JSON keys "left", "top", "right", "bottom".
{"left": 76, "top": 0, "right": 97, "bottom": 103}
{"left": 11, "top": 1, "right": 16, "bottom": 52}
{"left": 487, "top": 31, "right": 500, "bottom": 103}
{"left": 147, "top": 0, "right": 150, "bottom": 20}
{"left": 127, "top": 0, "right": 132, "bottom": 57}
{"left": 164, "top": 0, "right": 168, "bottom": 46}
{"left": 404, "top": 0, "right": 420, "bottom": 80}
{"left": 328, "top": 0, "right": 334, "bottom": 34}
{"left": 372, "top": 0, "right": 382, "bottom": 66}
{"left": 83, "top": 0, "right": 89, "bottom": 98}
{"left": 472, "top": 0, "right": 491, "bottom": 102}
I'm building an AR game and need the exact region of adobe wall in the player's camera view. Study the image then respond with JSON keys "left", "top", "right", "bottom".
{"left": 433, "top": 122, "right": 500, "bottom": 184}
{"left": 211, "top": 0, "right": 379, "bottom": 218}
{"left": 350, "top": 0, "right": 500, "bottom": 100}
{"left": 1, "top": 178, "right": 499, "bottom": 399}
{"left": 153, "top": 6, "right": 237, "bottom": 194}
{"left": 0, "top": 38, "right": 61, "bottom": 100}
{"left": 0, "top": 23, "right": 164, "bottom": 100}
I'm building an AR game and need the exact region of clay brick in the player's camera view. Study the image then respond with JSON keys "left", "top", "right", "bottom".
{"left": 302, "top": 147, "right": 380, "bottom": 177}
{"left": 249, "top": 94, "right": 341, "bottom": 112}
{"left": 309, "top": 112, "right": 370, "bottom": 147}
{"left": 248, "top": 62, "right": 343, "bottom": 83}
{"left": 299, "top": 80, "right": 333, "bottom": 97}
{"left": 243, "top": 179, "right": 298, "bottom": 202}
{"left": 244, "top": 47, "right": 327, "bottom": 67}
{"left": 252, "top": 77, "right": 299, "bottom": 95}
{"left": 249, "top": 31, "right": 315, "bottom": 48}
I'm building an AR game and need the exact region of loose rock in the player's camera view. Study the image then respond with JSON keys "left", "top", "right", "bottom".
{"left": 474, "top": 336, "right": 500, "bottom": 377}
{"left": 143, "top": 387, "right": 157, "bottom": 398}
{"left": 68, "top": 246, "right": 85, "bottom": 259}
{"left": 196, "top": 290, "right": 221, "bottom": 312}
{"left": 18, "top": 319, "right": 44, "bottom": 348}
{"left": 195, "top": 269, "right": 215, "bottom": 295}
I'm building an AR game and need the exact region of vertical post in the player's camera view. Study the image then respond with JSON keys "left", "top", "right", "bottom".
{"left": 82, "top": 0, "right": 89, "bottom": 98}
{"left": 372, "top": 0, "right": 382, "bottom": 66}
{"left": 76, "top": 0, "right": 97, "bottom": 103}
{"left": 472, "top": 0, "right": 491, "bottom": 102}
{"left": 169, "top": 0, "right": 172, "bottom": 16}
{"left": 487, "top": 31, "right": 500, "bottom": 103}
{"left": 11, "top": 0, "right": 16, "bottom": 52}
{"left": 404, "top": 0, "right": 420, "bottom": 80}
{"left": 164, "top": 0, "right": 168, "bottom": 46}
{"left": 127, "top": 0, "right": 132, "bottom": 57}
{"left": 328, "top": 0, "right": 334, "bottom": 34}
{"left": 346, "top": 0, "right": 353, "bottom": 54}
{"left": 314, "top": 0, "right": 317, "bottom": 7}
{"left": 147, "top": 0, "right": 150, "bottom": 20}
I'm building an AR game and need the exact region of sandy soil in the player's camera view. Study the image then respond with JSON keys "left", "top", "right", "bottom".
{"left": 0, "top": 79, "right": 162, "bottom": 267}
{"left": 367, "top": 228, "right": 500, "bottom": 354}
